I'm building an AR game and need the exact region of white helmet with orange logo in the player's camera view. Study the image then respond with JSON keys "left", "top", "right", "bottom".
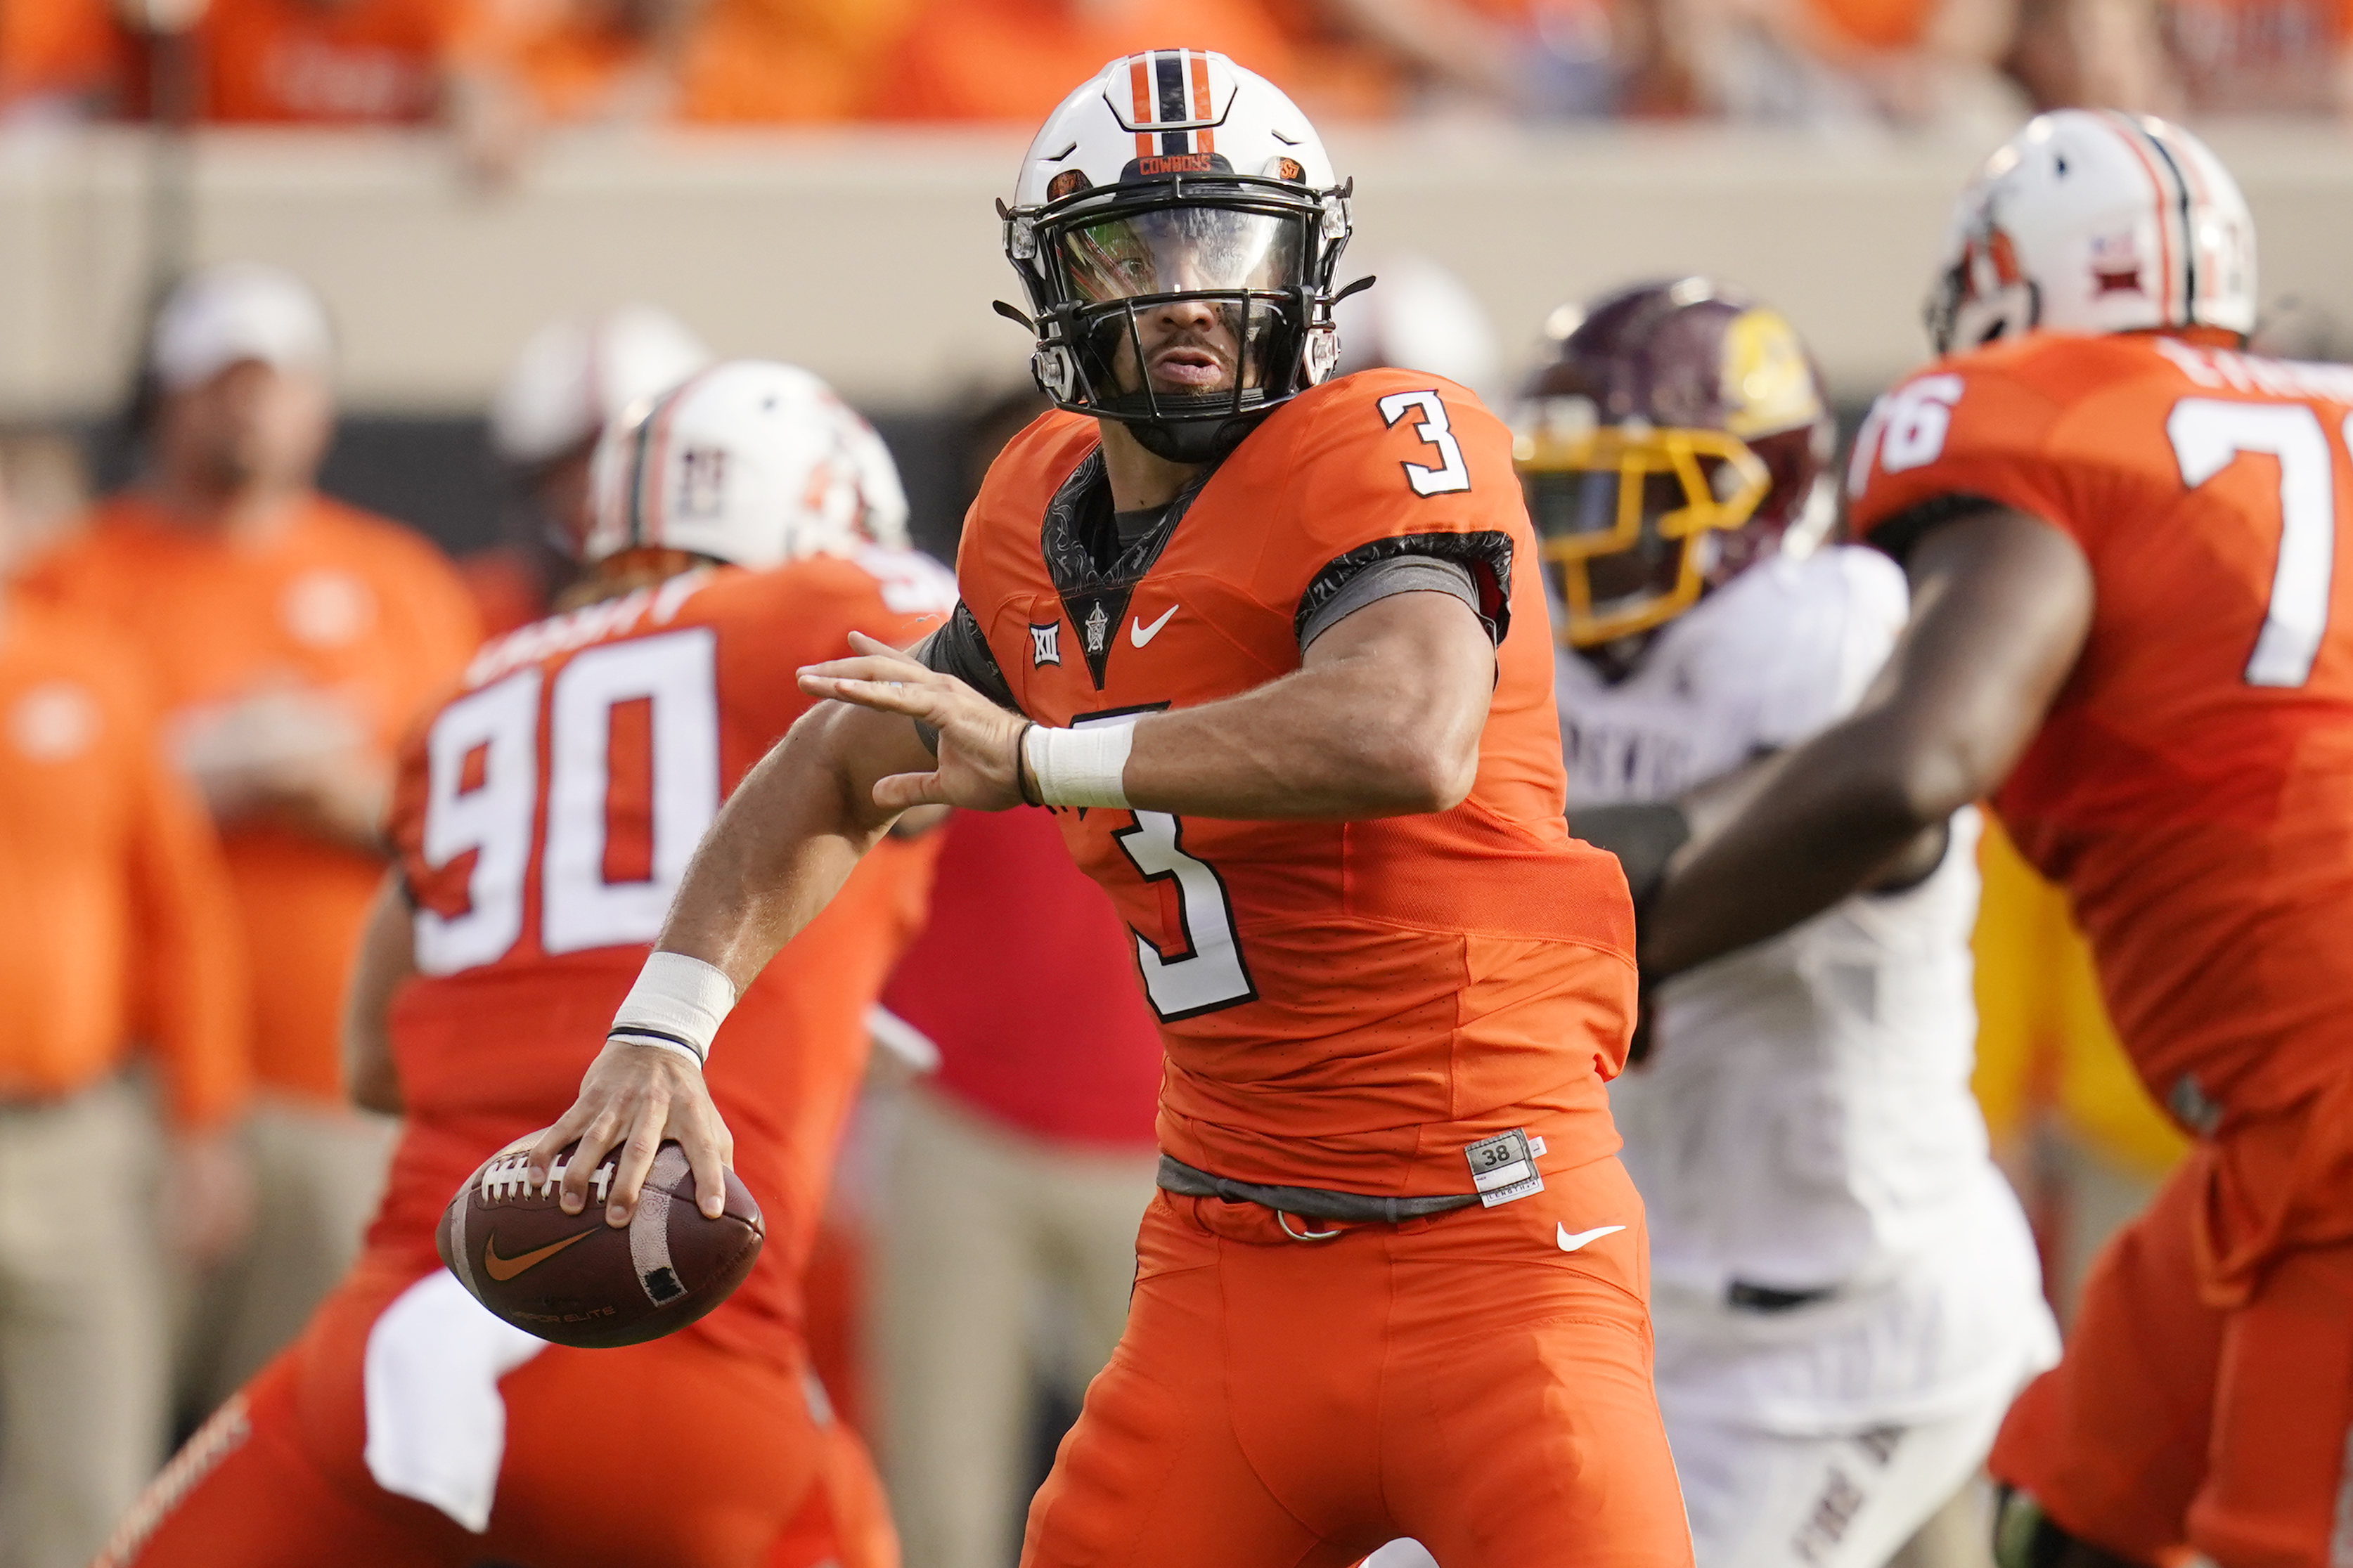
{"left": 1926, "top": 110, "right": 2256, "bottom": 356}
{"left": 584, "top": 360, "right": 909, "bottom": 571}
{"left": 1000, "top": 49, "right": 1353, "bottom": 462}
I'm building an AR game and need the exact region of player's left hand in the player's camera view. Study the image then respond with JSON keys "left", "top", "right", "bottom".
{"left": 797, "top": 633, "right": 1029, "bottom": 812}
{"left": 526, "top": 1041, "right": 736, "bottom": 1227}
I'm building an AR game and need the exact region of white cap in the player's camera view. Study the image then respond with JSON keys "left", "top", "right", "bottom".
{"left": 491, "top": 307, "right": 714, "bottom": 467}
{"left": 149, "top": 262, "right": 334, "bottom": 391}
{"left": 1334, "top": 254, "right": 1501, "bottom": 406}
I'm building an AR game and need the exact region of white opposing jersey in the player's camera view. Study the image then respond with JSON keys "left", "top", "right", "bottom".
{"left": 1558, "top": 547, "right": 2055, "bottom": 1430}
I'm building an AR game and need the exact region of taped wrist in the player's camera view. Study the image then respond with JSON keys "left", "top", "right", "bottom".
{"left": 1022, "top": 723, "right": 1133, "bottom": 809}
{"left": 607, "top": 951, "right": 737, "bottom": 1068}
{"left": 1569, "top": 801, "right": 1691, "bottom": 911}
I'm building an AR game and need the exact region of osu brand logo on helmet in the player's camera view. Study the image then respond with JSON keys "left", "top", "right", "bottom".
{"left": 1515, "top": 278, "right": 1835, "bottom": 654}
{"left": 998, "top": 50, "right": 1353, "bottom": 464}
{"left": 1925, "top": 110, "right": 2256, "bottom": 356}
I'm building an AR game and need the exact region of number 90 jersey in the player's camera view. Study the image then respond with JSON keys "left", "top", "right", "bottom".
{"left": 1848, "top": 332, "right": 2353, "bottom": 1133}
{"left": 948, "top": 369, "right": 1638, "bottom": 1197}
{"left": 378, "top": 550, "right": 954, "bottom": 1359}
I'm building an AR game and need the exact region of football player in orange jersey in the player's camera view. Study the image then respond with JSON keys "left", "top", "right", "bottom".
{"left": 1622, "top": 112, "right": 2353, "bottom": 1568}
{"left": 97, "top": 361, "right": 955, "bottom": 1568}
{"left": 532, "top": 49, "right": 1691, "bottom": 1568}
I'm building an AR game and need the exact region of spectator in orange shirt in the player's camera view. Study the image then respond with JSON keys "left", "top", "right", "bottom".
{"left": 198, "top": 0, "right": 464, "bottom": 122}
{"left": 23, "top": 262, "right": 481, "bottom": 1416}
{"left": 0, "top": 474, "right": 250, "bottom": 1568}
{"left": 0, "top": 0, "right": 130, "bottom": 119}
{"left": 866, "top": 0, "right": 1296, "bottom": 120}
{"left": 446, "top": 0, "right": 914, "bottom": 170}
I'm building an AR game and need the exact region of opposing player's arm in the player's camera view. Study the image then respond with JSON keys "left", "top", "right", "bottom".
{"left": 527, "top": 689, "right": 952, "bottom": 1226}
{"left": 1638, "top": 505, "right": 2093, "bottom": 979}
{"left": 341, "top": 872, "right": 417, "bottom": 1117}
{"left": 801, "top": 587, "right": 1495, "bottom": 820}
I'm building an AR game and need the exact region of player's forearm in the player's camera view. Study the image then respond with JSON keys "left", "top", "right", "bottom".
{"left": 1641, "top": 718, "right": 1940, "bottom": 978}
{"left": 341, "top": 875, "right": 416, "bottom": 1115}
{"left": 1121, "top": 659, "right": 1481, "bottom": 819}
{"left": 1114, "top": 590, "right": 1491, "bottom": 821}
{"left": 652, "top": 704, "right": 899, "bottom": 992}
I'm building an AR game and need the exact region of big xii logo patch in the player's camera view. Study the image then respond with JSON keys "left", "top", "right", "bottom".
{"left": 1030, "top": 622, "right": 1062, "bottom": 667}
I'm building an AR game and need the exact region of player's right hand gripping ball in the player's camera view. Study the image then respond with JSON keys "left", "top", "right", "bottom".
{"left": 437, "top": 1136, "right": 763, "bottom": 1349}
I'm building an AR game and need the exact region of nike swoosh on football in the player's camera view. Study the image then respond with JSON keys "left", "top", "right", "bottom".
{"left": 1130, "top": 605, "right": 1178, "bottom": 647}
{"left": 482, "top": 1227, "right": 598, "bottom": 1282}
{"left": 1556, "top": 1222, "right": 1627, "bottom": 1253}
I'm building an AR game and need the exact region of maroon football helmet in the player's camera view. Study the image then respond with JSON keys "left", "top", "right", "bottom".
{"left": 1516, "top": 278, "right": 1836, "bottom": 653}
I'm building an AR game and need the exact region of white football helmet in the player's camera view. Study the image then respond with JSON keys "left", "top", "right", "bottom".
{"left": 491, "top": 306, "right": 714, "bottom": 467}
{"left": 584, "top": 361, "right": 910, "bottom": 571}
{"left": 1927, "top": 110, "right": 2256, "bottom": 356}
{"left": 1001, "top": 49, "right": 1353, "bottom": 462}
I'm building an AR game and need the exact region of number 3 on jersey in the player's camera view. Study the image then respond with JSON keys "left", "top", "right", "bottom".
{"left": 1076, "top": 713, "right": 1256, "bottom": 1021}
{"left": 1379, "top": 390, "right": 1473, "bottom": 497}
{"left": 415, "top": 630, "right": 720, "bottom": 975}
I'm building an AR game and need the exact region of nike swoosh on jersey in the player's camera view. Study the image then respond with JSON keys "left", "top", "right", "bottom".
{"left": 482, "top": 1227, "right": 598, "bottom": 1282}
{"left": 1130, "top": 605, "right": 1178, "bottom": 647}
{"left": 1556, "top": 1222, "right": 1627, "bottom": 1252}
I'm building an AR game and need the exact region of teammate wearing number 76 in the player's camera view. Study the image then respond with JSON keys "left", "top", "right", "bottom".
{"left": 1630, "top": 112, "right": 2353, "bottom": 1568}
{"left": 539, "top": 48, "right": 1691, "bottom": 1568}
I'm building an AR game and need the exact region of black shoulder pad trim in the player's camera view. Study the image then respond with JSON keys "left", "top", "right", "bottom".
{"left": 1867, "top": 492, "right": 2008, "bottom": 568}
{"left": 1294, "top": 531, "right": 1516, "bottom": 647}
{"left": 913, "top": 604, "right": 1021, "bottom": 715}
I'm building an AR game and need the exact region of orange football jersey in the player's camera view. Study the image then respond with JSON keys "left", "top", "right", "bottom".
{"left": 943, "top": 369, "right": 1637, "bottom": 1198}
{"left": 376, "top": 550, "right": 953, "bottom": 1364}
{"left": 1849, "top": 332, "right": 2353, "bottom": 1133}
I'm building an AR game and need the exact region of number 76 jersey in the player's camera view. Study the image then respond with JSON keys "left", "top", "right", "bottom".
{"left": 1848, "top": 332, "right": 2353, "bottom": 1130}
{"left": 945, "top": 369, "right": 1639, "bottom": 1198}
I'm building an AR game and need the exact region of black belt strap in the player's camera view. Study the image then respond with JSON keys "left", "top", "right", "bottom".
{"left": 1155, "top": 1154, "right": 1482, "bottom": 1225}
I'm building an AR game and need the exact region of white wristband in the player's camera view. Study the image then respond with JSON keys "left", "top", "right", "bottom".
{"left": 607, "top": 951, "right": 738, "bottom": 1067}
{"left": 1024, "top": 722, "right": 1133, "bottom": 808}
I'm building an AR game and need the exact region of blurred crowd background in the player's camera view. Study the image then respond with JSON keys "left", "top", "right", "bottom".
{"left": 5, "top": 0, "right": 2352, "bottom": 139}
{"left": 0, "top": 4, "right": 2349, "bottom": 1568}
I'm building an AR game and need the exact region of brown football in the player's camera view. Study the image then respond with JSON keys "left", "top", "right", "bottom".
{"left": 437, "top": 1136, "right": 763, "bottom": 1349}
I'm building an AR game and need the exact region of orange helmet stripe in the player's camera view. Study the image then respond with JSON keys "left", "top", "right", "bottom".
{"left": 1189, "top": 51, "right": 1215, "bottom": 155}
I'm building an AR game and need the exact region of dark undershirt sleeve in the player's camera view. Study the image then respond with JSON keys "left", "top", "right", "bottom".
{"left": 908, "top": 602, "right": 1021, "bottom": 753}
{"left": 1297, "top": 554, "right": 1482, "bottom": 653}
{"left": 1865, "top": 492, "right": 2009, "bottom": 568}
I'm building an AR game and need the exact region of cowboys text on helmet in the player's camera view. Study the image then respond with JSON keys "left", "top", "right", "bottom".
{"left": 1001, "top": 50, "right": 1352, "bottom": 464}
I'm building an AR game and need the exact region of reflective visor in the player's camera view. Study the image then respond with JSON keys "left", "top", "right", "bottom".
{"left": 1061, "top": 207, "right": 1305, "bottom": 304}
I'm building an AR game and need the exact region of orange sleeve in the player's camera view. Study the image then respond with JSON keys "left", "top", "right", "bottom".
{"left": 122, "top": 682, "right": 252, "bottom": 1130}
{"left": 1843, "top": 359, "right": 2158, "bottom": 559}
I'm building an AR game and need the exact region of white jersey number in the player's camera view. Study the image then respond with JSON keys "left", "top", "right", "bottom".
{"left": 1378, "top": 390, "right": 1474, "bottom": 497}
{"left": 2167, "top": 399, "right": 2350, "bottom": 689}
{"left": 415, "top": 629, "right": 722, "bottom": 976}
{"left": 1076, "top": 713, "right": 1255, "bottom": 1020}
{"left": 1114, "top": 812, "right": 1256, "bottom": 1020}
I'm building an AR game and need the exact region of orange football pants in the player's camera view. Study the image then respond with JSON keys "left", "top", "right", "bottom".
{"left": 1990, "top": 1126, "right": 2353, "bottom": 1568}
{"left": 1020, "top": 1154, "right": 1692, "bottom": 1568}
{"left": 98, "top": 1255, "right": 893, "bottom": 1568}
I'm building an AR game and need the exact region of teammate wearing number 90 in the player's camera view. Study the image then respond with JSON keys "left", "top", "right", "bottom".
{"left": 1635, "top": 114, "right": 2353, "bottom": 1568}
{"left": 533, "top": 48, "right": 1689, "bottom": 1568}
{"left": 96, "top": 361, "right": 955, "bottom": 1568}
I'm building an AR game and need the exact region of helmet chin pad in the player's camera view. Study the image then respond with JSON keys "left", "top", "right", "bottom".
{"left": 1121, "top": 404, "right": 1265, "bottom": 463}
